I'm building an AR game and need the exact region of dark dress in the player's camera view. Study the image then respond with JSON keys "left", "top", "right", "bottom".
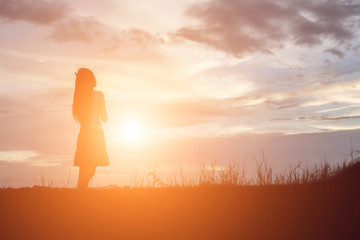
{"left": 74, "top": 91, "right": 109, "bottom": 167}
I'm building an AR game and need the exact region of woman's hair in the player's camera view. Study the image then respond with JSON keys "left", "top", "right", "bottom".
{"left": 72, "top": 68, "right": 96, "bottom": 126}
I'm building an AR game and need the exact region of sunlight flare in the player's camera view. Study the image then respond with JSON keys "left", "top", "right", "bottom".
{"left": 115, "top": 118, "right": 148, "bottom": 145}
{"left": 123, "top": 121, "right": 143, "bottom": 141}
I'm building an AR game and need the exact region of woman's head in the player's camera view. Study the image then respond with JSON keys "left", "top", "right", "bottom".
{"left": 75, "top": 68, "right": 96, "bottom": 89}
{"left": 72, "top": 68, "right": 96, "bottom": 125}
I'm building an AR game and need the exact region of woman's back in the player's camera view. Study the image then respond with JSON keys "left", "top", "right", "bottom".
{"left": 82, "top": 90, "right": 106, "bottom": 129}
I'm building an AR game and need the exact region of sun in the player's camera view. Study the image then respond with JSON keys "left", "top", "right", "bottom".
{"left": 123, "top": 121, "right": 143, "bottom": 141}
{"left": 117, "top": 119, "right": 147, "bottom": 145}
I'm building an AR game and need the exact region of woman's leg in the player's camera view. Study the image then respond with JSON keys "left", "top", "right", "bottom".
{"left": 77, "top": 165, "right": 97, "bottom": 189}
{"left": 87, "top": 165, "right": 96, "bottom": 186}
{"left": 77, "top": 166, "right": 87, "bottom": 189}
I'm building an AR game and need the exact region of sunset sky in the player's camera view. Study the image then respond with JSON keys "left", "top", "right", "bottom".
{"left": 1, "top": 0, "right": 360, "bottom": 187}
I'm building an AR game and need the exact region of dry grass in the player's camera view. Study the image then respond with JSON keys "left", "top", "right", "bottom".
{"left": 33, "top": 169, "right": 74, "bottom": 188}
{"left": 22, "top": 150, "right": 360, "bottom": 189}
{"left": 130, "top": 150, "right": 360, "bottom": 187}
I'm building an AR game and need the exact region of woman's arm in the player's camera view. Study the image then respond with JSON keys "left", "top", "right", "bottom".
{"left": 100, "top": 103, "right": 108, "bottom": 123}
{"left": 97, "top": 92, "right": 108, "bottom": 123}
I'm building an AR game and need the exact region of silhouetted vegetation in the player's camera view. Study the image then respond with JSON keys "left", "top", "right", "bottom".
{"left": 130, "top": 150, "right": 360, "bottom": 188}
{"left": 16, "top": 150, "right": 359, "bottom": 189}
{"left": 1, "top": 151, "right": 359, "bottom": 239}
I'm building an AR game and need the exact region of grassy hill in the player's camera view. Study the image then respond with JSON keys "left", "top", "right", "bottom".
{"left": 0, "top": 161, "right": 359, "bottom": 240}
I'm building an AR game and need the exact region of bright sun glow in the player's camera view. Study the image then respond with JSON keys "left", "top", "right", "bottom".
{"left": 124, "top": 122, "right": 143, "bottom": 141}
{"left": 117, "top": 118, "right": 148, "bottom": 145}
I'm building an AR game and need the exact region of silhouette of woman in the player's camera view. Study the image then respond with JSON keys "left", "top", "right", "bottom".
{"left": 73, "top": 68, "right": 109, "bottom": 189}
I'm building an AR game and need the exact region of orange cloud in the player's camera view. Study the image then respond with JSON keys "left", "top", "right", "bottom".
{"left": 0, "top": 0, "right": 69, "bottom": 24}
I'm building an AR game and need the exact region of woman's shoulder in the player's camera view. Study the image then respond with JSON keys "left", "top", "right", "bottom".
{"left": 94, "top": 90, "right": 105, "bottom": 103}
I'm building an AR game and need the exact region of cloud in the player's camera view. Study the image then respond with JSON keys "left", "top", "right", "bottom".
{"left": 0, "top": 0, "right": 163, "bottom": 47}
{"left": 0, "top": 150, "right": 37, "bottom": 162}
{"left": 49, "top": 17, "right": 164, "bottom": 46}
{"left": 0, "top": 0, "right": 70, "bottom": 24}
{"left": 49, "top": 16, "right": 104, "bottom": 42}
{"left": 103, "top": 28, "right": 165, "bottom": 52}
{"left": 0, "top": 89, "right": 76, "bottom": 155}
{"left": 114, "top": 98, "right": 248, "bottom": 128}
{"left": 122, "top": 28, "right": 165, "bottom": 46}
{"left": 176, "top": 0, "right": 360, "bottom": 57}
{"left": 298, "top": 115, "right": 360, "bottom": 121}
{"left": 270, "top": 118, "right": 292, "bottom": 122}
{"left": 263, "top": 99, "right": 300, "bottom": 110}
{"left": 325, "top": 48, "right": 345, "bottom": 58}
{"left": 30, "top": 154, "right": 71, "bottom": 167}
{"left": 0, "top": 0, "right": 106, "bottom": 43}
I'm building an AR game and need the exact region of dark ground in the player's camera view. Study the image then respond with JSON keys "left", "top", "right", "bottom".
{"left": 0, "top": 163, "right": 359, "bottom": 240}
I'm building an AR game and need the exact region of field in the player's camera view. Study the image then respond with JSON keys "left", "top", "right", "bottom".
{"left": 0, "top": 160, "right": 359, "bottom": 240}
